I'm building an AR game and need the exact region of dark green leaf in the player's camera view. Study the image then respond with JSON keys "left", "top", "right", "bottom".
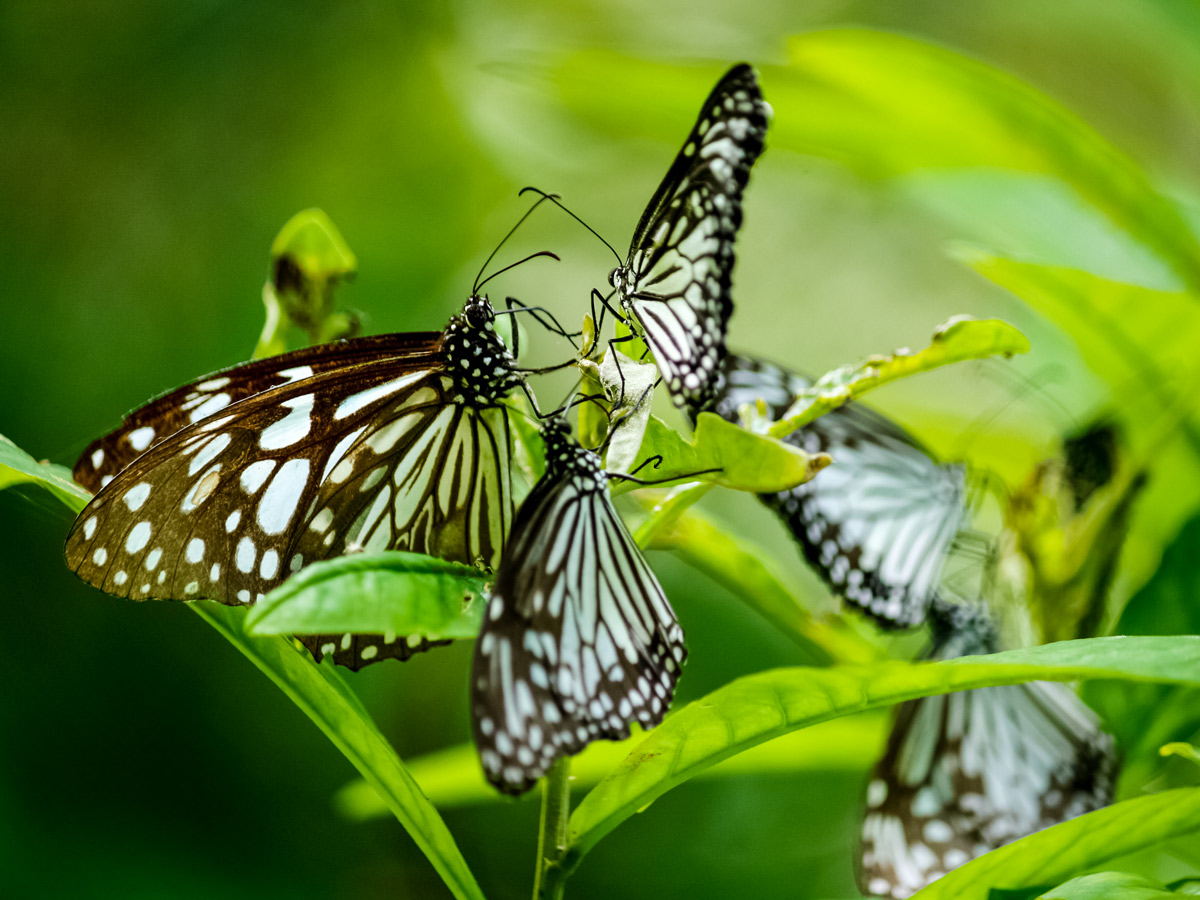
{"left": 194, "top": 602, "right": 484, "bottom": 900}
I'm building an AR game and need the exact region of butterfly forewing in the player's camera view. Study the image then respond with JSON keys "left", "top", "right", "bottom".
{"left": 616, "top": 64, "right": 770, "bottom": 416}
{"left": 470, "top": 425, "right": 686, "bottom": 794}
{"left": 66, "top": 361, "right": 451, "bottom": 605}
{"left": 859, "top": 607, "right": 1116, "bottom": 899}
{"left": 75, "top": 332, "right": 443, "bottom": 493}
{"left": 712, "top": 354, "right": 969, "bottom": 629}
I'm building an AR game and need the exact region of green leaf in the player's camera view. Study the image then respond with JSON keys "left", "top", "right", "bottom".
{"left": 0, "top": 434, "right": 90, "bottom": 512}
{"left": 772, "top": 29, "right": 1200, "bottom": 292}
{"left": 244, "top": 551, "right": 488, "bottom": 638}
{"left": 193, "top": 602, "right": 484, "bottom": 900}
{"left": 257, "top": 208, "right": 360, "bottom": 357}
{"left": 910, "top": 791, "right": 1200, "bottom": 899}
{"left": 1038, "top": 873, "right": 1179, "bottom": 899}
{"left": 614, "top": 412, "right": 826, "bottom": 496}
{"left": 1160, "top": 742, "right": 1200, "bottom": 770}
{"left": 768, "top": 317, "right": 1029, "bottom": 438}
{"left": 958, "top": 250, "right": 1200, "bottom": 417}
{"left": 566, "top": 636, "right": 1200, "bottom": 865}
{"left": 335, "top": 714, "right": 886, "bottom": 817}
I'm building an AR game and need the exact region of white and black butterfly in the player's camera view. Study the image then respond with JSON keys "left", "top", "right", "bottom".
{"left": 66, "top": 297, "right": 525, "bottom": 670}
{"left": 607, "top": 64, "right": 770, "bottom": 418}
{"left": 708, "top": 353, "right": 970, "bottom": 629}
{"left": 859, "top": 601, "right": 1117, "bottom": 899}
{"left": 471, "top": 418, "right": 687, "bottom": 794}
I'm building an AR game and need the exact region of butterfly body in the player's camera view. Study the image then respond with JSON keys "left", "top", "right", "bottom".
{"left": 471, "top": 419, "right": 687, "bottom": 794}
{"left": 66, "top": 297, "right": 523, "bottom": 669}
{"left": 611, "top": 64, "right": 770, "bottom": 417}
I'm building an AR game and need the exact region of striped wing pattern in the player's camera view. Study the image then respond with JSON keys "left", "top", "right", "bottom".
{"left": 74, "top": 333, "right": 442, "bottom": 493}
{"left": 67, "top": 300, "right": 521, "bottom": 670}
{"left": 470, "top": 421, "right": 687, "bottom": 794}
{"left": 712, "top": 354, "right": 968, "bottom": 629}
{"left": 859, "top": 605, "right": 1117, "bottom": 898}
{"left": 612, "top": 63, "right": 770, "bottom": 417}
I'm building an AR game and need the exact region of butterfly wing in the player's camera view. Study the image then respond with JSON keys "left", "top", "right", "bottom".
{"left": 470, "top": 435, "right": 686, "bottom": 794}
{"left": 74, "top": 333, "right": 443, "bottom": 492}
{"left": 860, "top": 607, "right": 1116, "bottom": 898}
{"left": 713, "top": 354, "right": 968, "bottom": 629}
{"left": 617, "top": 64, "right": 770, "bottom": 416}
{"left": 66, "top": 357, "right": 514, "bottom": 669}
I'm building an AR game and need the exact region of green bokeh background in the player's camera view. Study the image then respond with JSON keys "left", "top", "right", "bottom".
{"left": 5, "top": 2, "right": 1200, "bottom": 897}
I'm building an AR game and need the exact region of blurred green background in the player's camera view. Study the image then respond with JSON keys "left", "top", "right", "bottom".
{"left": 5, "top": 2, "right": 1200, "bottom": 897}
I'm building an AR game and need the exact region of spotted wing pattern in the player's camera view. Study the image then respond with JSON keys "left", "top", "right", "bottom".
{"left": 66, "top": 299, "right": 523, "bottom": 671}
{"left": 470, "top": 421, "right": 687, "bottom": 794}
{"left": 859, "top": 604, "right": 1117, "bottom": 899}
{"left": 711, "top": 354, "right": 969, "bottom": 629}
{"left": 610, "top": 63, "right": 770, "bottom": 417}
{"left": 74, "top": 333, "right": 442, "bottom": 493}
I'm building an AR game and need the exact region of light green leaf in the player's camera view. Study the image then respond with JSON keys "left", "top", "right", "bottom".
{"left": 769, "top": 317, "right": 1029, "bottom": 438}
{"left": 336, "top": 713, "right": 885, "bottom": 817}
{"left": 193, "top": 602, "right": 484, "bottom": 900}
{"left": 257, "top": 208, "right": 360, "bottom": 357}
{"left": 0, "top": 434, "right": 90, "bottom": 512}
{"left": 566, "top": 636, "right": 1200, "bottom": 865}
{"left": 774, "top": 29, "right": 1200, "bottom": 292}
{"left": 614, "top": 412, "right": 826, "bottom": 496}
{"left": 958, "top": 250, "right": 1200, "bottom": 415}
{"left": 245, "top": 552, "right": 488, "bottom": 638}
{"left": 1037, "top": 872, "right": 1178, "bottom": 899}
{"left": 1160, "top": 742, "right": 1200, "bottom": 769}
{"left": 911, "top": 791, "right": 1200, "bottom": 899}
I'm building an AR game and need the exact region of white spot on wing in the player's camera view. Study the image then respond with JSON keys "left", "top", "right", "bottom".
{"left": 257, "top": 458, "right": 310, "bottom": 534}
{"left": 122, "top": 482, "right": 152, "bottom": 511}
{"left": 334, "top": 371, "right": 427, "bottom": 420}
{"left": 260, "top": 395, "right": 315, "bottom": 450}
{"left": 125, "top": 521, "right": 151, "bottom": 553}
{"left": 241, "top": 460, "right": 276, "bottom": 494}
{"left": 128, "top": 426, "right": 155, "bottom": 452}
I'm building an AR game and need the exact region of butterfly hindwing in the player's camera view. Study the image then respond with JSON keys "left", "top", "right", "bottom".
{"left": 859, "top": 606, "right": 1116, "bottom": 898}
{"left": 712, "top": 354, "right": 968, "bottom": 629}
{"left": 614, "top": 64, "right": 770, "bottom": 416}
{"left": 470, "top": 422, "right": 687, "bottom": 794}
{"left": 74, "top": 333, "right": 443, "bottom": 493}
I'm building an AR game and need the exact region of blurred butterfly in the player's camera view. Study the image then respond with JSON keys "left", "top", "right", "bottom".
{"left": 708, "top": 353, "right": 970, "bottom": 629}
{"left": 605, "top": 63, "right": 770, "bottom": 418}
{"left": 859, "top": 600, "right": 1117, "bottom": 899}
{"left": 471, "top": 418, "right": 687, "bottom": 794}
{"left": 66, "top": 296, "right": 527, "bottom": 669}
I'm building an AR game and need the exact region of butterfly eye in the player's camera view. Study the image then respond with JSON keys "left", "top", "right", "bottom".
{"left": 608, "top": 268, "right": 622, "bottom": 289}
{"left": 465, "top": 298, "right": 493, "bottom": 329}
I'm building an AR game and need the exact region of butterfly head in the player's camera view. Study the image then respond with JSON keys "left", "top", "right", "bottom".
{"left": 540, "top": 418, "right": 604, "bottom": 486}
{"left": 928, "top": 598, "right": 998, "bottom": 660}
{"left": 608, "top": 265, "right": 633, "bottom": 308}
{"left": 445, "top": 296, "right": 524, "bottom": 405}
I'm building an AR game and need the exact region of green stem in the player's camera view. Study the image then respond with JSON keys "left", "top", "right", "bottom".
{"left": 532, "top": 758, "right": 572, "bottom": 900}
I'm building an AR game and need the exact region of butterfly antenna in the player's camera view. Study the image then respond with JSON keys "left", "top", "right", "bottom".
{"left": 475, "top": 251, "right": 561, "bottom": 295}
{"left": 472, "top": 192, "right": 558, "bottom": 295}
{"left": 519, "top": 186, "right": 624, "bottom": 266}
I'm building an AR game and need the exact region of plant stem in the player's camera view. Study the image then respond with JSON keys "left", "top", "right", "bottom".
{"left": 532, "top": 757, "right": 572, "bottom": 900}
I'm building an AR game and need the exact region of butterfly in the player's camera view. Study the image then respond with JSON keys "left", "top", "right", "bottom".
{"left": 65, "top": 296, "right": 526, "bottom": 670}
{"left": 859, "top": 600, "right": 1117, "bottom": 899}
{"left": 470, "top": 418, "right": 687, "bottom": 794}
{"left": 607, "top": 63, "right": 770, "bottom": 418}
{"left": 708, "top": 353, "right": 970, "bottom": 629}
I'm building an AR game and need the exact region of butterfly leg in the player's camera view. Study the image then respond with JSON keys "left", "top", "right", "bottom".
{"left": 501, "top": 296, "right": 581, "bottom": 352}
